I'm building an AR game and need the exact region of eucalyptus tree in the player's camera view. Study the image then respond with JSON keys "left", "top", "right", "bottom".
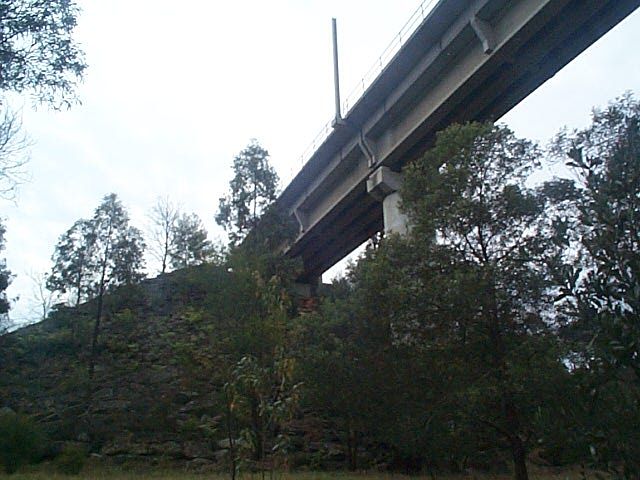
{"left": 0, "top": 0, "right": 87, "bottom": 107}
{"left": 86, "top": 194, "right": 145, "bottom": 380}
{"left": 394, "top": 122, "right": 575, "bottom": 480}
{"left": 0, "top": 0, "right": 87, "bottom": 194}
{"left": 48, "top": 219, "right": 96, "bottom": 307}
{"left": 49, "top": 194, "right": 145, "bottom": 383}
{"left": 216, "top": 139, "right": 279, "bottom": 244}
{"left": 0, "top": 0, "right": 86, "bottom": 332}
{"left": 170, "top": 213, "right": 213, "bottom": 270}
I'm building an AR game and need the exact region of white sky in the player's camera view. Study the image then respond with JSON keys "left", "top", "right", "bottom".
{"left": 2, "top": 1, "right": 640, "bottom": 325}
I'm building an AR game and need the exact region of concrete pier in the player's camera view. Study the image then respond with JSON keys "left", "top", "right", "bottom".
{"left": 367, "top": 166, "right": 410, "bottom": 236}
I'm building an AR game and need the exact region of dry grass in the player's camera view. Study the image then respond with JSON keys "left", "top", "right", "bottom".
{"left": 0, "top": 464, "right": 605, "bottom": 480}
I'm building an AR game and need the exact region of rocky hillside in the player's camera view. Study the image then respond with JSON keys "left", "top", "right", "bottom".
{"left": 0, "top": 265, "right": 317, "bottom": 469}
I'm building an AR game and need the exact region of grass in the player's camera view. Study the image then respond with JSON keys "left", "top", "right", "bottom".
{"left": 0, "top": 463, "right": 605, "bottom": 480}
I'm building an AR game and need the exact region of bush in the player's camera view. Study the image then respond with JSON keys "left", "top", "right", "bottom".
{"left": 0, "top": 411, "right": 46, "bottom": 474}
{"left": 55, "top": 444, "right": 86, "bottom": 475}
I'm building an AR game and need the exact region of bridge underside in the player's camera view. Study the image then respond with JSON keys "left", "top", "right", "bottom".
{"left": 278, "top": 0, "right": 640, "bottom": 283}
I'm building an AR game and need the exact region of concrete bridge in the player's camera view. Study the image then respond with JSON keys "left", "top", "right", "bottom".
{"left": 277, "top": 0, "right": 640, "bottom": 284}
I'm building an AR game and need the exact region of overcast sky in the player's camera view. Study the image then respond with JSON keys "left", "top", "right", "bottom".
{"left": 2, "top": 1, "right": 640, "bottom": 325}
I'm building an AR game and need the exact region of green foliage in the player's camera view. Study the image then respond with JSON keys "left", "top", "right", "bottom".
{"left": 47, "top": 304, "right": 92, "bottom": 346}
{"left": 48, "top": 194, "right": 146, "bottom": 305}
{"left": 46, "top": 193, "right": 147, "bottom": 396}
{"left": 170, "top": 213, "right": 214, "bottom": 270}
{"left": 297, "top": 247, "right": 437, "bottom": 471}
{"left": 91, "top": 194, "right": 146, "bottom": 289}
{"left": 0, "top": 411, "right": 46, "bottom": 474}
{"left": 107, "top": 284, "right": 148, "bottom": 314}
{"left": 0, "top": 0, "right": 87, "bottom": 108}
{"left": 165, "top": 263, "right": 230, "bottom": 307}
{"left": 6, "top": 102, "right": 640, "bottom": 477}
{"left": 552, "top": 94, "right": 640, "bottom": 479}
{"left": 0, "top": 0, "right": 86, "bottom": 302}
{"left": 148, "top": 198, "right": 225, "bottom": 274}
{"left": 216, "top": 139, "right": 280, "bottom": 244}
{"left": 0, "top": 219, "right": 11, "bottom": 331}
{"left": 298, "top": 122, "right": 577, "bottom": 477}
{"left": 29, "top": 328, "right": 79, "bottom": 358}
{"left": 47, "top": 220, "right": 95, "bottom": 307}
{"left": 554, "top": 94, "right": 640, "bottom": 377}
{"left": 55, "top": 444, "right": 86, "bottom": 475}
{"left": 224, "top": 352, "right": 301, "bottom": 475}
{"left": 400, "top": 122, "right": 576, "bottom": 478}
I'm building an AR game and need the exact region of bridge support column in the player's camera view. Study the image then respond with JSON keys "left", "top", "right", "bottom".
{"left": 293, "top": 279, "right": 319, "bottom": 298}
{"left": 293, "top": 278, "right": 320, "bottom": 314}
{"left": 366, "top": 166, "right": 410, "bottom": 235}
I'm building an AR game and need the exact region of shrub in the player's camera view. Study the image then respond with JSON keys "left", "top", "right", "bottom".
{"left": 0, "top": 411, "right": 46, "bottom": 474}
{"left": 55, "top": 444, "right": 87, "bottom": 475}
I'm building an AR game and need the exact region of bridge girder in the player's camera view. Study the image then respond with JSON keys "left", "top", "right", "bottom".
{"left": 277, "top": 0, "right": 640, "bottom": 282}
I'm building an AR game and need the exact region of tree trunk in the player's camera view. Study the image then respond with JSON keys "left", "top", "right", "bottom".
{"left": 161, "top": 225, "right": 169, "bottom": 274}
{"left": 503, "top": 391, "right": 529, "bottom": 480}
{"left": 86, "top": 284, "right": 106, "bottom": 410}
{"left": 75, "top": 254, "right": 84, "bottom": 307}
{"left": 87, "top": 288, "right": 104, "bottom": 384}
{"left": 486, "top": 271, "right": 529, "bottom": 480}
{"left": 252, "top": 177, "right": 257, "bottom": 227}
{"left": 87, "top": 223, "right": 112, "bottom": 404}
{"left": 346, "top": 425, "right": 358, "bottom": 471}
{"left": 225, "top": 391, "right": 237, "bottom": 480}
{"left": 251, "top": 397, "right": 263, "bottom": 461}
{"left": 509, "top": 433, "right": 529, "bottom": 480}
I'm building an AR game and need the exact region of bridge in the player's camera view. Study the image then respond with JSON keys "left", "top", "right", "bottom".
{"left": 276, "top": 0, "right": 640, "bottom": 285}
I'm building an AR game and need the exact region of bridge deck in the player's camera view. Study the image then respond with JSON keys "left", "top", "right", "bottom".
{"left": 277, "top": 0, "right": 640, "bottom": 282}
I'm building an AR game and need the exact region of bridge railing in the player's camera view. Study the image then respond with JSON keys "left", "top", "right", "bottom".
{"left": 287, "top": 0, "right": 439, "bottom": 183}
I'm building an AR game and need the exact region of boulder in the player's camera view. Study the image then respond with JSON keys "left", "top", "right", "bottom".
{"left": 183, "top": 441, "right": 214, "bottom": 459}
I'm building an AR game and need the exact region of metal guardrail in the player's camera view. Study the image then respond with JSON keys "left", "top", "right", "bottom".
{"left": 287, "top": 0, "right": 439, "bottom": 182}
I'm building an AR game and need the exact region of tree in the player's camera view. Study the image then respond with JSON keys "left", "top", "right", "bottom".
{"left": 0, "top": 0, "right": 87, "bottom": 108}
{"left": 26, "top": 270, "right": 59, "bottom": 323}
{"left": 0, "top": 219, "right": 11, "bottom": 333}
{"left": 224, "top": 353, "right": 300, "bottom": 477}
{"left": 298, "top": 281, "right": 409, "bottom": 471}
{"left": 216, "top": 140, "right": 279, "bottom": 244}
{"left": 48, "top": 219, "right": 96, "bottom": 307}
{"left": 552, "top": 94, "right": 640, "bottom": 478}
{"left": 394, "top": 122, "right": 574, "bottom": 480}
{"left": 0, "top": 0, "right": 87, "bottom": 196}
{"left": 0, "top": 0, "right": 86, "bottom": 195}
{"left": 0, "top": 108, "right": 29, "bottom": 200}
{"left": 85, "top": 194, "right": 145, "bottom": 381}
{"left": 0, "top": 0, "right": 87, "bottom": 321}
{"left": 553, "top": 94, "right": 640, "bottom": 381}
{"left": 147, "top": 196, "right": 179, "bottom": 275}
{"left": 0, "top": 411, "right": 45, "bottom": 474}
{"left": 0, "top": 109, "right": 28, "bottom": 322}
{"left": 48, "top": 194, "right": 145, "bottom": 385}
{"left": 170, "top": 213, "right": 213, "bottom": 270}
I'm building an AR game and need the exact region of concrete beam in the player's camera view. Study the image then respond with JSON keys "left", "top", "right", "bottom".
{"left": 276, "top": 0, "right": 640, "bottom": 281}
{"left": 367, "top": 166, "right": 410, "bottom": 235}
{"left": 366, "top": 166, "right": 403, "bottom": 202}
{"left": 471, "top": 16, "right": 496, "bottom": 54}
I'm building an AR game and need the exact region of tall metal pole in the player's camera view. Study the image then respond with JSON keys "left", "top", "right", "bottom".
{"left": 332, "top": 18, "right": 342, "bottom": 125}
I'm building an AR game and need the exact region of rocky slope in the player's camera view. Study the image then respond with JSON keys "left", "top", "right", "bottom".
{"left": 0, "top": 266, "right": 266, "bottom": 469}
